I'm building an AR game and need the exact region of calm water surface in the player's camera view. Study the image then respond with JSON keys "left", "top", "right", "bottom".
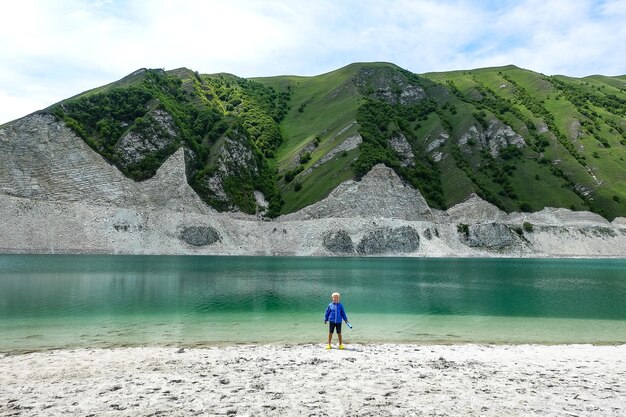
{"left": 0, "top": 255, "right": 625, "bottom": 351}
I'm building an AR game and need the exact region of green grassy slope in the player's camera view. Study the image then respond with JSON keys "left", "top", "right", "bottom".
{"left": 419, "top": 66, "right": 626, "bottom": 219}
{"left": 40, "top": 63, "right": 626, "bottom": 220}
{"left": 254, "top": 63, "right": 386, "bottom": 212}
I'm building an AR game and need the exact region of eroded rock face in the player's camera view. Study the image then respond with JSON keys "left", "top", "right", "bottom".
{"left": 458, "top": 120, "right": 525, "bottom": 157}
{"left": 388, "top": 133, "right": 416, "bottom": 167}
{"left": 462, "top": 223, "right": 520, "bottom": 249}
{"left": 426, "top": 132, "right": 449, "bottom": 153}
{"left": 514, "top": 207, "right": 612, "bottom": 227}
{"left": 140, "top": 148, "right": 211, "bottom": 213}
{"left": 484, "top": 120, "right": 526, "bottom": 156}
{"left": 356, "top": 226, "right": 419, "bottom": 255}
{"left": 423, "top": 227, "right": 439, "bottom": 240}
{"left": 322, "top": 230, "right": 355, "bottom": 254}
{"left": 425, "top": 131, "right": 449, "bottom": 162}
{"left": 203, "top": 128, "right": 259, "bottom": 208}
{"left": 0, "top": 114, "right": 141, "bottom": 205}
{"left": 0, "top": 114, "right": 211, "bottom": 213}
{"left": 115, "top": 109, "right": 178, "bottom": 165}
{"left": 353, "top": 67, "right": 426, "bottom": 105}
{"left": 180, "top": 226, "right": 221, "bottom": 246}
{"left": 446, "top": 194, "right": 509, "bottom": 223}
{"left": 282, "top": 164, "right": 432, "bottom": 221}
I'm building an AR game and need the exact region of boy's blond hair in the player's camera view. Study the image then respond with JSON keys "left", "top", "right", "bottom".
{"left": 331, "top": 292, "right": 340, "bottom": 298}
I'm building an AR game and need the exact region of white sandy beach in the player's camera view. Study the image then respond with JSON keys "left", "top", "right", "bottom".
{"left": 1, "top": 344, "right": 624, "bottom": 416}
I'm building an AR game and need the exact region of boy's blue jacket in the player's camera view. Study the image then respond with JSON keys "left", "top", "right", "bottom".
{"left": 324, "top": 302, "right": 348, "bottom": 323}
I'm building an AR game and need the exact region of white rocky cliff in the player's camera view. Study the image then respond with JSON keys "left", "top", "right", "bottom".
{"left": 1, "top": 114, "right": 625, "bottom": 257}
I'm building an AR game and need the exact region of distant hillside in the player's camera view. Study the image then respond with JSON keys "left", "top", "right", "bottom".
{"left": 32, "top": 63, "right": 626, "bottom": 220}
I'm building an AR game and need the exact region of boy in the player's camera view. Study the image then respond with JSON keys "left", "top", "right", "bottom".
{"left": 323, "top": 292, "right": 348, "bottom": 349}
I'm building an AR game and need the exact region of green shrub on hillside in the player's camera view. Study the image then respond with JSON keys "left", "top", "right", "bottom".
{"left": 51, "top": 69, "right": 286, "bottom": 216}
{"left": 202, "top": 75, "right": 289, "bottom": 159}
{"left": 52, "top": 86, "right": 152, "bottom": 148}
{"left": 457, "top": 223, "right": 469, "bottom": 237}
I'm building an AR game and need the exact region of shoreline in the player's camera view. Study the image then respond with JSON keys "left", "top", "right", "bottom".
{"left": 2, "top": 343, "right": 624, "bottom": 416}
{"left": 3, "top": 339, "right": 626, "bottom": 356}
{"left": 2, "top": 249, "right": 626, "bottom": 259}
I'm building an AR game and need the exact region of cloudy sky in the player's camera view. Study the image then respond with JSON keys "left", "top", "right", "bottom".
{"left": 1, "top": 0, "right": 625, "bottom": 124}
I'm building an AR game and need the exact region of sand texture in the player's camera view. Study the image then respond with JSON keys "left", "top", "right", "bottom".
{"left": 1, "top": 344, "right": 624, "bottom": 416}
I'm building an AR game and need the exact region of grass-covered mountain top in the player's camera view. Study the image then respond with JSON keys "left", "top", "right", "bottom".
{"left": 44, "top": 62, "right": 626, "bottom": 220}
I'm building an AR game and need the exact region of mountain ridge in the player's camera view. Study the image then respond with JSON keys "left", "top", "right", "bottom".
{"left": 2, "top": 62, "right": 625, "bottom": 223}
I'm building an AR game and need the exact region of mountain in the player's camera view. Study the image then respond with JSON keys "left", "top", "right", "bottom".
{"left": 1, "top": 62, "right": 626, "bottom": 257}
{"left": 259, "top": 63, "right": 626, "bottom": 220}
{"left": 7, "top": 62, "right": 621, "bottom": 221}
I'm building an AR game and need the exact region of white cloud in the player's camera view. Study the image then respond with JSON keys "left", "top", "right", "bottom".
{"left": 0, "top": 90, "right": 49, "bottom": 123}
{"left": 477, "top": 0, "right": 624, "bottom": 75}
{"left": 1, "top": 0, "right": 624, "bottom": 124}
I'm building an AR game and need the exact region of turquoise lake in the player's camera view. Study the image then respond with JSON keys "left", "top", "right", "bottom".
{"left": 0, "top": 255, "right": 625, "bottom": 352}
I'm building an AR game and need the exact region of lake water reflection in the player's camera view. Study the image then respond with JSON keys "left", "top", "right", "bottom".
{"left": 0, "top": 255, "right": 624, "bottom": 351}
